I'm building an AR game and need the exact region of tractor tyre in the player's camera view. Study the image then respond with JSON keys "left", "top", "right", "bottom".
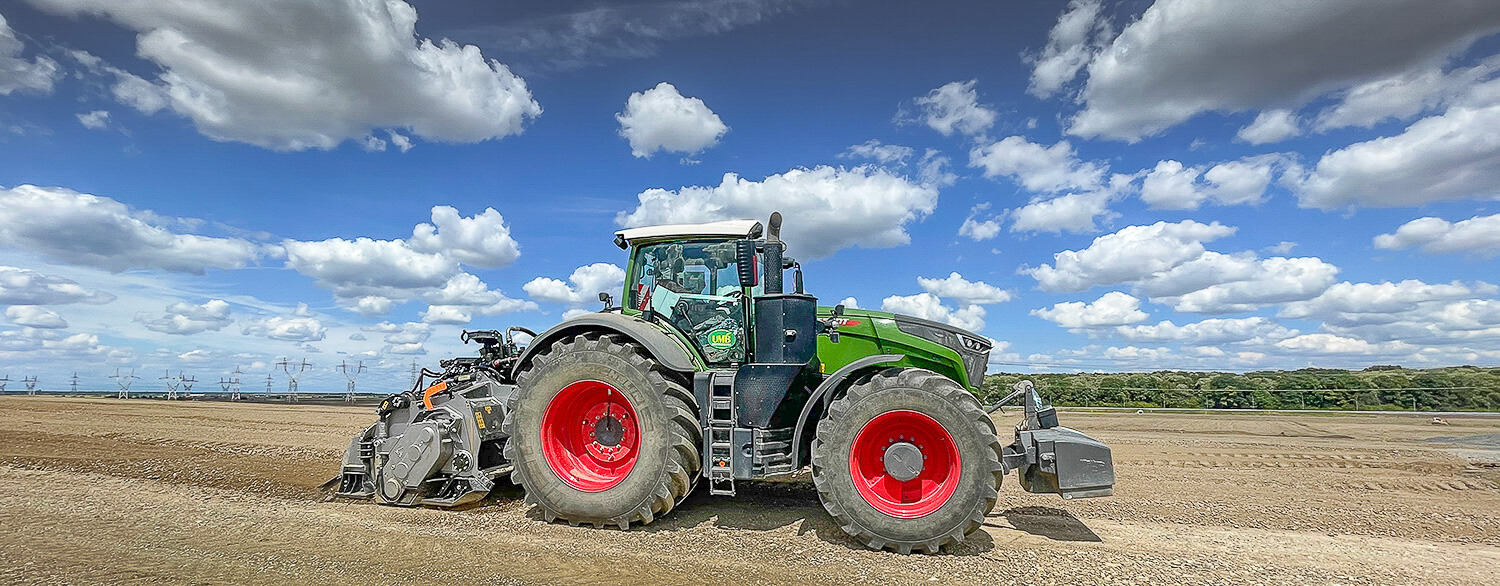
{"left": 504, "top": 333, "right": 701, "bottom": 529}
{"left": 811, "top": 367, "right": 1004, "bottom": 554}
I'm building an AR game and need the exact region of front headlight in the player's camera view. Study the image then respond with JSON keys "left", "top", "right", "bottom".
{"left": 956, "top": 334, "right": 991, "bottom": 389}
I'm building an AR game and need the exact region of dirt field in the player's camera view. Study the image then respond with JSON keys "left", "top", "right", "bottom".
{"left": 0, "top": 397, "right": 1497, "bottom": 585}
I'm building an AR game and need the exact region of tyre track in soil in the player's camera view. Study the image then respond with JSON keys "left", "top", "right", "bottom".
{"left": 2, "top": 397, "right": 1499, "bottom": 584}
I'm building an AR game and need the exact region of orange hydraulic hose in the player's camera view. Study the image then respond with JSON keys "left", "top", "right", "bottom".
{"left": 422, "top": 381, "right": 448, "bottom": 410}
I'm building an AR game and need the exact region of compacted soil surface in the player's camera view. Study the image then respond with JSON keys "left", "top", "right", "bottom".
{"left": 1, "top": 396, "right": 1497, "bottom": 585}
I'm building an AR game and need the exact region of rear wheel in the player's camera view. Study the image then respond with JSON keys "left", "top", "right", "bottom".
{"left": 504, "top": 333, "right": 701, "bottom": 528}
{"left": 811, "top": 368, "right": 1003, "bottom": 554}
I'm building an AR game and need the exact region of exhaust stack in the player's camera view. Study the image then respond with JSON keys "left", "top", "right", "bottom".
{"left": 764, "top": 212, "right": 784, "bottom": 294}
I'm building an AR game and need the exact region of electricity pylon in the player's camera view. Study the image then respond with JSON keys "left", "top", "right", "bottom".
{"left": 219, "top": 366, "right": 242, "bottom": 401}
{"left": 277, "top": 358, "right": 310, "bottom": 403}
{"left": 111, "top": 369, "right": 137, "bottom": 399}
{"left": 338, "top": 360, "right": 366, "bottom": 404}
{"left": 160, "top": 370, "right": 180, "bottom": 400}
{"left": 23, "top": 376, "right": 38, "bottom": 395}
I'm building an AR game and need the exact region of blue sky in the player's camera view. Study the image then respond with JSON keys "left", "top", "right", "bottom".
{"left": 2, "top": 0, "right": 1500, "bottom": 391}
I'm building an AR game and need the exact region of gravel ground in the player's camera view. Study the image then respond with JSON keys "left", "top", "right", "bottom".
{"left": 0, "top": 396, "right": 1496, "bottom": 585}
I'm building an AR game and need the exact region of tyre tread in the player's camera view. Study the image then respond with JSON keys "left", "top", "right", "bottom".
{"left": 504, "top": 333, "right": 701, "bottom": 529}
{"left": 810, "top": 368, "right": 1004, "bottom": 554}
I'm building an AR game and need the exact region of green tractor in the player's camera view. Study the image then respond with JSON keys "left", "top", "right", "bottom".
{"left": 332, "top": 212, "right": 1113, "bottom": 553}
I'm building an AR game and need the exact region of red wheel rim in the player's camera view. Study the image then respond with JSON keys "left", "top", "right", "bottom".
{"left": 540, "top": 380, "right": 640, "bottom": 492}
{"left": 848, "top": 410, "right": 961, "bottom": 518}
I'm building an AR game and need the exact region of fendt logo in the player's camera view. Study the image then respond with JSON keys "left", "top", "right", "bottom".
{"left": 705, "top": 329, "right": 737, "bottom": 349}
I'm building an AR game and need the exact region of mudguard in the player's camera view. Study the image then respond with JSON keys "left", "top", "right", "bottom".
{"left": 511, "top": 312, "right": 703, "bottom": 376}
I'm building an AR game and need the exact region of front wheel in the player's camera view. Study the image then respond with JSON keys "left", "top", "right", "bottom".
{"left": 811, "top": 368, "right": 1003, "bottom": 554}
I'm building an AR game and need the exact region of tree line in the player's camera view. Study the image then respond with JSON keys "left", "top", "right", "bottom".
{"left": 981, "top": 365, "right": 1500, "bottom": 411}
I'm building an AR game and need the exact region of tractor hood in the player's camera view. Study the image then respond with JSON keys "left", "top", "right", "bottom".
{"left": 885, "top": 313, "right": 992, "bottom": 389}
{"left": 821, "top": 307, "right": 992, "bottom": 390}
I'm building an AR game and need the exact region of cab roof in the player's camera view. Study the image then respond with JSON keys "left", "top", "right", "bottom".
{"left": 614, "top": 219, "right": 763, "bottom": 249}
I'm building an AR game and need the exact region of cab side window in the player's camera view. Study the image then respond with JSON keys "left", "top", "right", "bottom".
{"left": 628, "top": 240, "right": 748, "bottom": 364}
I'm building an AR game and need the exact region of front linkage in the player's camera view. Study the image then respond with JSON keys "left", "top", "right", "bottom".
{"left": 995, "top": 380, "right": 1115, "bottom": 499}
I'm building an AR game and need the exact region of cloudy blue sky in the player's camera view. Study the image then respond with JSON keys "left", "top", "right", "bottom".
{"left": 2, "top": 0, "right": 1500, "bottom": 392}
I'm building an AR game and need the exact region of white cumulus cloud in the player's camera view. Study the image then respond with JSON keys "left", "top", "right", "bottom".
{"left": 840, "top": 140, "right": 914, "bottom": 165}
{"left": 0, "top": 13, "right": 60, "bottom": 95}
{"left": 969, "top": 136, "right": 1105, "bottom": 193}
{"left": 1294, "top": 104, "right": 1500, "bottom": 209}
{"left": 284, "top": 205, "right": 521, "bottom": 305}
{"left": 0, "top": 185, "right": 261, "bottom": 273}
{"left": 524, "top": 263, "right": 626, "bottom": 305}
{"left": 0, "top": 266, "right": 115, "bottom": 305}
{"left": 911, "top": 80, "right": 996, "bottom": 137}
{"left": 1061, "top": 0, "right": 1500, "bottom": 141}
{"left": 616, "top": 82, "right": 728, "bottom": 158}
{"left": 1140, "top": 156, "right": 1284, "bottom": 210}
{"left": 135, "top": 299, "right": 232, "bottom": 335}
{"left": 407, "top": 206, "right": 521, "bottom": 268}
{"left": 1235, "top": 110, "right": 1301, "bottom": 145}
{"left": 1027, "top": 220, "right": 1237, "bottom": 292}
{"left": 1374, "top": 213, "right": 1500, "bottom": 256}
{"left": 1008, "top": 184, "right": 1123, "bottom": 234}
{"left": 242, "top": 308, "right": 327, "bottom": 343}
{"left": 1032, "top": 291, "right": 1147, "bottom": 329}
{"left": 881, "top": 292, "right": 986, "bottom": 332}
{"left": 1116, "top": 316, "right": 1296, "bottom": 345}
{"left": 31, "top": 0, "right": 541, "bottom": 150}
{"left": 1026, "top": 0, "right": 1111, "bottom": 98}
{"left": 5, "top": 305, "right": 67, "bottom": 329}
{"left": 1149, "top": 255, "right": 1340, "bottom": 314}
{"left": 916, "top": 272, "right": 1012, "bottom": 305}
{"left": 76, "top": 110, "right": 111, "bottom": 130}
{"left": 282, "top": 237, "right": 456, "bottom": 300}
{"left": 616, "top": 165, "right": 938, "bottom": 259}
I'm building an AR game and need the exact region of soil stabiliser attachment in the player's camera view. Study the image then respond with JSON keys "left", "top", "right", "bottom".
{"left": 332, "top": 212, "right": 1114, "bottom": 553}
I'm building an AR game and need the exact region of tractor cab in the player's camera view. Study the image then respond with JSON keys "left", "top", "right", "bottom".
{"left": 614, "top": 218, "right": 817, "bottom": 368}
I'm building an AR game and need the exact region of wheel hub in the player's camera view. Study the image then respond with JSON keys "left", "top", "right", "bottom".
{"left": 883, "top": 441, "right": 923, "bottom": 481}
{"left": 594, "top": 415, "right": 625, "bottom": 447}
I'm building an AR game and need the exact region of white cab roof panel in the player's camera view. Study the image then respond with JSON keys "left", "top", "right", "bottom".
{"left": 615, "top": 219, "right": 762, "bottom": 248}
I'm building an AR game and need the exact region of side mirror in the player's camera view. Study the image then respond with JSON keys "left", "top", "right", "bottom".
{"left": 831, "top": 304, "right": 844, "bottom": 317}
{"left": 598, "top": 291, "right": 613, "bottom": 309}
{"left": 735, "top": 239, "right": 759, "bottom": 286}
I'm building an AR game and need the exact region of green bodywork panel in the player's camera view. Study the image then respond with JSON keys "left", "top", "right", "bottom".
{"left": 813, "top": 307, "right": 975, "bottom": 393}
